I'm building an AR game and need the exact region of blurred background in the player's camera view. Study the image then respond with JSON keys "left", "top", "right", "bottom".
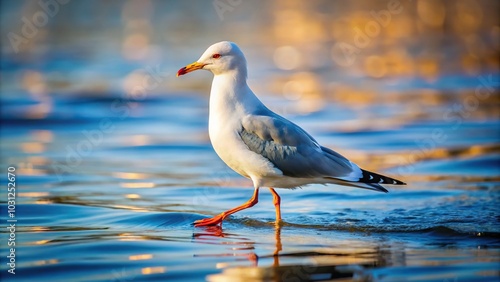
{"left": 1, "top": 0, "right": 499, "bottom": 281}
{"left": 1, "top": 0, "right": 499, "bottom": 171}
{"left": 2, "top": 0, "right": 499, "bottom": 111}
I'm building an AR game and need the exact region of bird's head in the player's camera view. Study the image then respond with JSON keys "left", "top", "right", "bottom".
{"left": 177, "top": 41, "right": 247, "bottom": 77}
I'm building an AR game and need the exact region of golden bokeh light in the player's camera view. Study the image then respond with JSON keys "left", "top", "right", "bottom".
{"left": 31, "top": 226, "right": 50, "bottom": 232}
{"left": 19, "top": 192, "right": 49, "bottom": 197}
{"left": 141, "top": 267, "right": 166, "bottom": 275}
{"left": 417, "top": 0, "right": 446, "bottom": 28}
{"left": 129, "top": 254, "right": 153, "bottom": 261}
{"left": 120, "top": 182, "right": 155, "bottom": 189}
{"left": 20, "top": 142, "right": 45, "bottom": 154}
{"left": 125, "top": 194, "right": 141, "bottom": 199}
{"left": 113, "top": 172, "right": 149, "bottom": 180}
{"left": 34, "top": 259, "right": 59, "bottom": 266}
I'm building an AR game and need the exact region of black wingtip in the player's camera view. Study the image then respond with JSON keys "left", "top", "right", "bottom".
{"left": 393, "top": 178, "right": 407, "bottom": 185}
{"left": 360, "top": 169, "right": 406, "bottom": 185}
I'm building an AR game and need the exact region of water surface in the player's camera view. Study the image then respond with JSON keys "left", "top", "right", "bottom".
{"left": 1, "top": 89, "right": 499, "bottom": 281}
{"left": 1, "top": 1, "right": 499, "bottom": 281}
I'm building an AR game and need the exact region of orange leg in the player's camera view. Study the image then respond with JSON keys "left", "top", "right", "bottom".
{"left": 194, "top": 188, "right": 259, "bottom": 227}
{"left": 269, "top": 188, "right": 281, "bottom": 223}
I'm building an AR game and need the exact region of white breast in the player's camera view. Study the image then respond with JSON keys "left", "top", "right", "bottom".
{"left": 208, "top": 75, "right": 282, "bottom": 183}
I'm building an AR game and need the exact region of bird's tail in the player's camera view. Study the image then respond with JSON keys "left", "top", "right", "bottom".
{"left": 358, "top": 169, "right": 406, "bottom": 185}
{"left": 324, "top": 170, "right": 405, "bottom": 193}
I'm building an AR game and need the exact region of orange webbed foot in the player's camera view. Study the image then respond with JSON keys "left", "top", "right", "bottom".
{"left": 193, "top": 215, "right": 225, "bottom": 227}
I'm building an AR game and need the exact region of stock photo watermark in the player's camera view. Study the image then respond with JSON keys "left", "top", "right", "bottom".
{"left": 213, "top": 0, "right": 242, "bottom": 21}
{"left": 6, "top": 166, "right": 17, "bottom": 275}
{"left": 7, "top": 0, "right": 70, "bottom": 53}
{"left": 50, "top": 66, "right": 170, "bottom": 181}
{"left": 111, "top": 267, "right": 136, "bottom": 282}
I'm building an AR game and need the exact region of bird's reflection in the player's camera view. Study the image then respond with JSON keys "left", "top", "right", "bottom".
{"left": 193, "top": 225, "right": 226, "bottom": 238}
{"left": 193, "top": 223, "right": 405, "bottom": 282}
{"left": 193, "top": 225, "right": 282, "bottom": 267}
{"left": 273, "top": 225, "right": 282, "bottom": 267}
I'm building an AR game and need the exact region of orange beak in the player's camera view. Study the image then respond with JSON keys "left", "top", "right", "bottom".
{"left": 176, "top": 61, "right": 206, "bottom": 77}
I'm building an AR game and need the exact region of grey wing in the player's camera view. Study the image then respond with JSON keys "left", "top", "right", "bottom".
{"left": 239, "top": 114, "right": 357, "bottom": 179}
{"left": 240, "top": 114, "right": 405, "bottom": 192}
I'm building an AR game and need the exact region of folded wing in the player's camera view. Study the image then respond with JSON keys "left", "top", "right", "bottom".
{"left": 240, "top": 114, "right": 405, "bottom": 192}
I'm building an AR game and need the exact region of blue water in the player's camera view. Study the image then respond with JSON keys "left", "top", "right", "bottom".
{"left": 1, "top": 1, "right": 500, "bottom": 281}
{"left": 1, "top": 88, "right": 499, "bottom": 281}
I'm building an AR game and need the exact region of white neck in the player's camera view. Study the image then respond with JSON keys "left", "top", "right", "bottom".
{"left": 209, "top": 70, "right": 262, "bottom": 119}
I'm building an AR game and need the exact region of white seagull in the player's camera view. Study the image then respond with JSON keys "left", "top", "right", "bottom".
{"left": 177, "top": 41, "right": 405, "bottom": 227}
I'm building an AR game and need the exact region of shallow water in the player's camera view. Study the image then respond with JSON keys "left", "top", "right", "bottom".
{"left": 1, "top": 88, "right": 499, "bottom": 281}
{"left": 1, "top": 1, "right": 500, "bottom": 280}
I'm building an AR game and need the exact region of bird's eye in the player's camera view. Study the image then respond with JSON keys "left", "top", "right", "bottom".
{"left": 212, "top": 54, "right": 221, "bottom": 59}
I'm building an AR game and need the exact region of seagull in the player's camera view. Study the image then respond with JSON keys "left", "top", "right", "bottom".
{"left": 177, "top": 41, "right": 405, "bottom": 227}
